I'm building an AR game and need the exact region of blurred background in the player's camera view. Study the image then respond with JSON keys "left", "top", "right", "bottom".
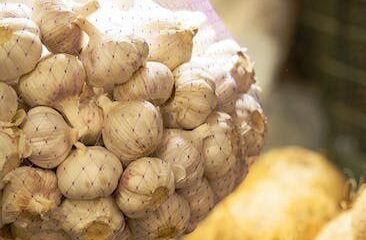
{"left": 209, "top": 0, "right": 366, "bottom": 178}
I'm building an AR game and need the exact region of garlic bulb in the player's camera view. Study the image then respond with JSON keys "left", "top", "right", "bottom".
{"left": 1, "top": 167, "right": 62, "bottom": 225}
{"left": 21, "top": 106, "right": 78, "bottom": 169}
{"left": 115, "top": 157, "right": 175, "bottom": 218}
{"left": 110, "top": 224, "right": 132, "bottom": 240}
{"left": 113, "top": 61, "right": 174, "bottom": 106}
{"left": 0, "top": 129, "right": 30, "bottom": 189}
{"left": 32, "top": 0, "right": 99, "bottom": 54}
{"left": 208, "top": 166, "right": 236, "bottom": 203}
{"left": 204, "top": 39, "right": 241, "bottom": 58}
{"left": 0, "top": 82, "right": 18, "bottom": 123}
{"left": 128, "top": 193, "right": 190, "bottom": 240}
{"left": 0, "top": 18, "right": 42, "bottom": 83}
{"left": 53, "top": 197, "right": 124, "bottom": 240}
{"left": 214, "top": 74, "right": 239, "bottom": 114}
{"left": 97, "top": 95, "right": 163, "bottom": 166}
{"left": 202, "top": 112, "right": 237, "bottom": 179}
{"left": 234, "top": 94, "right": 267, "bottom": 158}
{"left": 0, "top": 3, "right": 31, "bottom": 19}
{"left": 192, "top": 26, "right": 217, "bottom": 57}
{"left": 18, "top": 54, "right": 88, "bottom": 137}
{"left": 74, "top": 17, "right": 149, "bottom": 88}
{"left": 162, "top": 62, "right": 217, "bottom": 129}
{"left": 57, "top": 143, "right": 123, "bottom": 200}
{"left": 177, "top": 178, "right": 214, "bottom": 233}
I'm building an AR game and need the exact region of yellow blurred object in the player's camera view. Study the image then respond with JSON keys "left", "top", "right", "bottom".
{"left": 315, "top": 211, "right": 353, "bottom": 240}
{"left": 186, "top": 147, "right": 345, "bottom": 240}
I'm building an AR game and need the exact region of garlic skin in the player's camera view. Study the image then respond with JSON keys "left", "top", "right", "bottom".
{"left": 21, "top": 106, "right": 78, "bottom": 169}
{"left": 110, "top": 224, "right": 132, "bottom": 240}
{"left": 57, "top": 143, "right": 123, "bottom": 200}
{"left": 0, "top": 3, "right": 31, "bottom": 19}
{"left": 79, "top": 96, "right": 104, "bottom": 145}
{"left": 128, "top": 193, "right": 190, "bottom": 240}
{"left": 0, "top": 82, "right": 18, "bottom": 122}
{"left": 74, "top": 18, "right": 149, "bottom": 88}
{"left": 234, "top": 158, "right": 248, "bottom": 188}
{"left": 162, "top": 62, "right": 217, "bottom": 129}
{"left": 192, "top": 26, "right": 217, "bottom": 57}
{"left": 0, "top": 18, "right": 42, "bottom": 83}
{"left": 114, "top": 61, "right": 174, "bottom": 106}
{"left": 214, "top": 74, "right": 239, "bottom": 114}
{"left": 97, "top": 96, "right": 163, "bottom": 166}
{"left": 177, "top": 178, "right": 215, "bottom": 233}
{"left": 32, "top": 0, "right": 99, "bottom": 55}
{"left": 229, "top": 50, "right": 256, "bottom": 93}
{"left": 208, "top": 166, "right": 236, "bottom": 203}
{"left": 18, "top": 54, "right": 88, "bottom": 137}
{"left": 1, "top": 167, "right": 62, "bottom": 225}
{"left": 115, "top": 157, "right": 175, "bottom": 218}
{"left": 53, "top": 197, "right": 124, "bottom": 240}
{"left": 204, "top": 39, "right": 241, "bottom": 58}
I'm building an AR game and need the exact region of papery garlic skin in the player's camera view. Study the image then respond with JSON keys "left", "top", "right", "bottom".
{"left": 1, "top": 167, "right": 62, "bottom": 225}
{"left": 0, "top": 82, "right": 17, "bottom": 122}
{"left": 21, "top": 106, "right": 78, "bottom": 169}
{"left": 0, "top": 3, "right": 31, "bottom": 19}
{"left": 57, "top": 143, "right": 123, "bottom": 200}
{"left": 162, "top": 62, "right": 217, "bottom": 129}
{"left": 114, "top": 61, "right": 174, "bottom": 106}
{"left": 32, "top": 0, "right": 99, "bottom": 55}
{"left": 208, "top": 166, "right": 236, "bottom": 203}
{"left": 98, "top": 96, "right": 163, "bottom": 166}
{"left": 0, "top": 18, "right": 42, "bottom": 82}
{"left": 75, "top": 18, "right": 149, "bottom": 88}
{"left": 53, "top": 197, "right": 124, "bottom": 240}
{"left": 79, "top": 96, "right": 104, "bottom": 145}
{"left": 109, "top": 224, "right": 132, "bottom": 240}
{"left": 128, "top": 193, "right": 190, "bottom": 240}
{"left": 115, "top": 157, "right": 175, "bottom": 218}
{"left": 177, "top": 178, "right": 214, "bottom": 233}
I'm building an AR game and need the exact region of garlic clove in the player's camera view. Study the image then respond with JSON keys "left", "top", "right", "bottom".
{"left": 115, "top": 157, "right": 175, "bottom": 218}
{"left": 208, "top": 165, "right": 236, "bottom": 203}
{"left": 52, "top": 197, "right": 125, "bottom": 240}
{"left": 162, "top": 62, "right": 217, "bottom": 129}
{"left": 97, "top": 95, "right": 163, "bottom": 166}
{"left": 18, "top": 53, "right": 88, "bottom": 137}
{"left": 128, "top": 193, "right": 190, "bottom": 240}
{"left": 0, "top": 18, "right": 42, "bottom": 83}
{"left": 0, "top": 82, "right": 18, "bottom": 123}
{"left": 214, "top": 74, "right": 239, "bottom": 114}
{"left": 74, "top": 17, "right": 149, "bottom": 88}
{"left": 21, "top": 106, "right": 78, "bottom": 169}
{"left": 0, "top": 3, "right": 31, "bottom": 19}
{"left": 1, "top": 166, "right": 62, "bottom": 225}
{"left": 32, "top": 0, "right": 99, "bottom": 55}
{"left": 177, "top": 178, "right": 214, "bottom": 233}
{"left": 57, "top": 143, "right": 123, "bottom": 200}
{"left": 113, "top": 61, "right": 174, "bottom": 106}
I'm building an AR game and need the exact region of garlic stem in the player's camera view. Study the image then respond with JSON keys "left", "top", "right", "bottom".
{"left": 73, "top": 17, "right": 102, "bottom": 42}
{"left": 96, "top": 95, "right": 116, "bottom": 114}
{"left": 74, "top": 0, "right": 100, "bottom": 18}
{"left": 17, "top": 131, "right": 32, "bottom": 159}
{"left": 28, "top": 195, "right": 55, "bottom": 216}
{"left": 74, "top": 142, "right": 88, "bottom": 152}
{"left": 187, "top": 123, "right": 212, "bottom": 149}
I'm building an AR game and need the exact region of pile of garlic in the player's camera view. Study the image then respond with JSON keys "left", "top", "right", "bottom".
{"left": 0, "top": 0, "right": 267, "bottom": 239}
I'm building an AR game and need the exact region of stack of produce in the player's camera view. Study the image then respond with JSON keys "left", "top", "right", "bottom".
{"left": 0, "top": 0, "right": 267, "bottom": 239}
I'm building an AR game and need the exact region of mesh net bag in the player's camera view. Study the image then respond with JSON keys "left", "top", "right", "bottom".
{"left": 0, "top": 0, "right": 267, "bottom": 239}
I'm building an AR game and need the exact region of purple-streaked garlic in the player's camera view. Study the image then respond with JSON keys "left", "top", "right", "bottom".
{"left": 177, "top": 178, "right": 214, "bottom": 233}
{"left": 162, "top": 62, "right": 217, "bottom": 129}
{"left": 52, "top": 197, "right": 124, "bottom": 240}
{"left": 0, "top": 82, "right": 17, "bottom": 123}
{"left": 0, "top": 129, "right": 31, "bottom": 189}
{"left": 57, "top": 143, "right": 123, "bottom": 200}
{"left": 18, "top": 54, "right": 88, "bottom": 137}
{"left": 110, "top": 224, "right": 132, "bottom": 240}
{"left": 0, "top": 18, "right": 42, "bottom": 83}
{"left": 32, "top": 0, "right": 99, "bottom": 55}
{"left": 155, "top": 125, "right": 210, "bottom": 189}
{"left": 128, "top": 193, "right": 190, "bottom": 240}
{"left": 0, "top": 3, "right": 31, "bottom": 19}
{"left": 208, "top": 166, "right": 236, "bottom": 203}
{"left": 21, "top": 106, "right": 78, "bottom": 169}
{"left": 113, "top": 61, "right": 174, "bottom": 106}
{"left": 202, "top": 112, "right": 237, "bottom": 179}
{"left": 1, "top": 167, "right": 62, "bottom": 225}
{"left": 115, "top": 157, "right": 175, "bottom": 218}
{"left": 234, "top": 94, "right": 267, "bottom": 158}
{"left": 74, "top": 17, "right": 149, "bottom": 88}
{"left": 97, "top": 95, "right": 163, "bottom": 166}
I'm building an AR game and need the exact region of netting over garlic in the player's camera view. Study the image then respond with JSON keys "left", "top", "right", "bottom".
{"left": 115, "top": 157, "right": 175, "bottom": 218}
{"left": 208, "top": 165, "right": 236, "bottom": 203}
{"left": 0, "top": 82, "right": 18, "bottom": 123}
{"left": 21, "top": 106, "right": 78, "bottom": 169}
{"left": 57, "top": 143, "right": 123, "bottom": 200}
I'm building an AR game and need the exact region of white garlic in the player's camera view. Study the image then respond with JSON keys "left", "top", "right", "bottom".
{"left": 128, "top": 193, "right": 190, "bottom": 240}
{"left": 57, "top": 143, "right": 123, "bottom": 200}
{"left": 0, "top": 82, "right": 18, "bottom": 123}
{"left": 97, "top": 95, "right": 163, "bottom": 166}
{"left": 115, "top": 157, "right": 175, "bottom": 218}
{"left": 32, "top": 0, "right": 99, "bottom": 54}
{"left": 0, "top": 3, "right": 31, "bottom": 19}
{"left": 0, "top": 18, "right": 42, "bottom": 83}
{"left": 208, "top": 166, "right": 236, "bottom": 203}
{"left": 21, "top": 106, "right": 78, "bottom": 169}
{"left": 114, "top": 61, "right": 174, "bottom": 106}
{"left": 52, "top": 197, "right": 125, "bottom": 240}
{"left": 192, "top": 26, "right": 217, "bottom": 57}
{"left": 1, "top": 167, "right": 62, "bottom": 225}
{"left": 162, "top": 62, "right": 217, "bottom": 129}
